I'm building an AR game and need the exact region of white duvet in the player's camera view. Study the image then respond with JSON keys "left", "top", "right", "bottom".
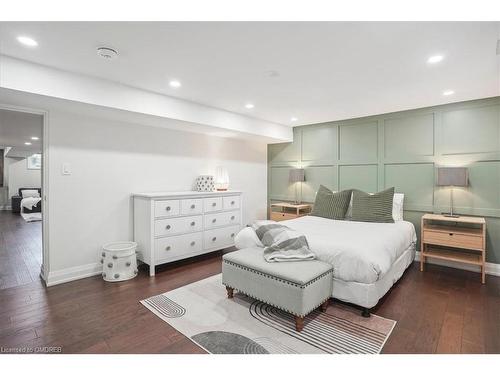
{"left": 235, "top": 216, "right": 416, "bottom": 284}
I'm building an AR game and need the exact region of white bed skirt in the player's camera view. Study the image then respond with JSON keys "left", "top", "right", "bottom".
{"left": 331, "top": 243, "right": 416, "bottom": 309}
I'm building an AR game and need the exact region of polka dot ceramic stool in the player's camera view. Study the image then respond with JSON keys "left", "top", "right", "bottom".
{"left": 101, "top": 241, "right": 138, "bottom": 282}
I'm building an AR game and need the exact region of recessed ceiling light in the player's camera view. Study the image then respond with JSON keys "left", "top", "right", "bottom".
{"left": 24, "top": 142, "right": 32, "bottom": 146}
{"left": 17, "top": 36, "right": 38, "bottom": 47}
{"left": 290, "top": 117, "right": 298, "bottom": 122}
{"left": 31, "top": 136, "right": 39, "bottom": 140}
{"left": 442, "top": 90, "right": 455, "bottom": 96}
{"left": 169, "top": 80, "right": 181, "bottom": 88}
{"left": 427, "top": 55, "right": 444, "bottom": 64}
{"left": 244, "top": 103, "right": 255, "bottom": 109}
{"left": 96, "top": 47, "right": 118, "bottom": 60}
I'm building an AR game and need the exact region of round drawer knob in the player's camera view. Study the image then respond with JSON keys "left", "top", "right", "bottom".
{"left": 126, "top": 262, "right": 131, "bottom": 267}
{"left": 212, "top": 237, "right": 217, "bottom": 242}
{"left": 212, "top": 202, "right": 216, "bottom": 207}
{"left": 231, "top": 201, "right": 235, "bottom": 205}
{"left": 191, "top": 204, "right": 195, "bottom": 209}
{"left": 212, "top": 218, "right": 217, "bottom": 223}
{"left": 449, "top": 233, "right": 453, "bottom": 236}
{"left": 166, "top": 225, "right": 171, "bottom": 230}
{"left": 231, "top": 233, "right": 235, "bottom": 238}
{"left": 107, "top": 263, "right": 113, "bottom": 268}
{"left": 101, "top": 252, "right": 106, "bottom": 257}
{"left": 191, "top": 221, "right": 196, "bottom": 226}
{"left": 231, "top": 216, "right": 235, "bottom": 220}
{"left": 190, "top": 241, "right": 196, "bottom": 246}
{"left": 166, "top": 206, "right": 171, "bottom": 211}
{"left": 112, "top": 255, "right": 117, "bottom": 260}
{"left": 165, "top": 246, "right": 171, "bottom": 251}
{"left": 114, "top": 273, "right": 120, "bottom": 279}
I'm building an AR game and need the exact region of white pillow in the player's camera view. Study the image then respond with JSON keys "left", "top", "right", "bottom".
{"left": 21, "top": 189, "right": 40, "bottom": 198}
{"left": 346, "top": 191, "right": 404, "bottom": 221}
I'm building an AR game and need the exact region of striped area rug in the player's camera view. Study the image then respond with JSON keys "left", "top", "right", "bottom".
{"left": 141, "top": 274, "right": 396, "bottom": 354}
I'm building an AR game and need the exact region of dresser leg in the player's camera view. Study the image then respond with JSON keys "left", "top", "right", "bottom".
{"left": 226, "top": 286, "right": 234, "bottom": 298}
{"left": 420, "top": 256, "right": 424, "bottom": 272}
{"left": 319, "top": 299, "right": 329, "bottom": 312}
{"left": 482, "top": 266, "right": 485, "bottom": 284}
{"left": 149, "top": 265, "right": 155, "bottom": 277}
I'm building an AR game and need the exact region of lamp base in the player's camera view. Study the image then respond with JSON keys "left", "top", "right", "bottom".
{"left": 441, "top": 213, "right": 460, "bottom": 218}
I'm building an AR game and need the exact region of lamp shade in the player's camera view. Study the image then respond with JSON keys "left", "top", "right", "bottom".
{"left": 436, "top": 167, "right": 468, "bottom": 187}
{"left": 289, "top": 168, "right": 305, "bottom": 183}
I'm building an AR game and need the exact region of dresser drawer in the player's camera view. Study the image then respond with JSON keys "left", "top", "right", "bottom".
{"left": 154, "top": 200, "right": 180, "bottom": 218}
{"left": 155, "top": 215, "right": 203, "bottom": 237}
{"left": 423, "top": 230, "right": 483, "bottom": 251}
{"left": 204, "top": 197, "right": 222, "bottom": 213}
{"left": 155, "top": 232, "right": 203, "bottom": 262}
{"left": 223, "top": 196, "right": 240, "bottom": 210}
{"left": 204, "top": 225, "right": 240, "bottom": 250}
{"left": 180, "top": 198, "right": 203, "bottom": 215}
{"left": 204, "top": 210, "right": 240, "bottom": 229}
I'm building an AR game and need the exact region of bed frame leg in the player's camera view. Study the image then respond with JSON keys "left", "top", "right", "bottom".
{"left": 361, "top": 308, "right": 371, "bottom": 318}
{"left": 320, "top": 299, "right": 329, "bottom": 312}
{"left": 226, "top": 286, "right": 234, "bottom": 299}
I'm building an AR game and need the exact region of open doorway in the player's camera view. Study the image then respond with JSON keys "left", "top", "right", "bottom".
{"left": 0, "top": 108, "right": 43, "bottom": 289}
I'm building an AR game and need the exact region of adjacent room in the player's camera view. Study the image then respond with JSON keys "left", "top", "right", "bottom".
{"left": 0, "top": 18, "right": 499, "bottom": 362}
{"left": 0, "top": 109, "right": 43, "bottom": 289}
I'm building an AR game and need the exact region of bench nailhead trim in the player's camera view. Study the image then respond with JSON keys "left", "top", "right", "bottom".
{"left": 222, "top": 259, "right": 333, "bottom": 289}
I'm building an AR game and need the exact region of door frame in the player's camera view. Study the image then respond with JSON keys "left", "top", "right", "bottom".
{"left": 0, "top": 102, "right": 50, "bottom": 284}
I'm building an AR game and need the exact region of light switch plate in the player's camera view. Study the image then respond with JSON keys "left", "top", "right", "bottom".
{"left": 62, "top": 162, "right": 71, "bottom": 175}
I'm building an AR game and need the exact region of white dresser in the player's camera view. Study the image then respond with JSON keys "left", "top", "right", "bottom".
{"left": 133, "top": 190, "right": 243, "bottom": 276}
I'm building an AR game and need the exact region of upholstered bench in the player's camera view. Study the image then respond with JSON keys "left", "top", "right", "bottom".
{"left": 222, "top": 247, "right": 333, "bottom": 332}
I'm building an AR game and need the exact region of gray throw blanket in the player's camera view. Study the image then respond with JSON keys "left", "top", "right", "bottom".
{"left": 254, "top": 223, "right": 316, "bottom": 262}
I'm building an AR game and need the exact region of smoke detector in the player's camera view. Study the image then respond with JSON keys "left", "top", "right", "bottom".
{"left": 97, "top": 47, "right": 118, "bottom": 60}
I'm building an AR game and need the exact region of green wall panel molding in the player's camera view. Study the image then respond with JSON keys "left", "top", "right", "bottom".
{"left": 442, "top": 104, "right": 500, "bottom": 155}
{"left": 302, "top": 166, "right": 337, "bottom": 202}
{"left": 339, "top": 121, "right": 378, "bottom": 163}
{"left": 301, "top": 124, "right": 337, "bottom": 165}
{"left": 383, "top": 113, "right": 435, "bottom": 159}
{"left": 339, "top": 164, "right": 378, "bottom": 192}
{"left": 268, "top": 96, "right": 500, "bottom": 264}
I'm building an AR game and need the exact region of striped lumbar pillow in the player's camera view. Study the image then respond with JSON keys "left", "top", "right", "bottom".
{"left": 351, "top": 187, "right": 395, "bottom": 223}
{"left": 311, "top": 185, "right": 352, "bottom": 220}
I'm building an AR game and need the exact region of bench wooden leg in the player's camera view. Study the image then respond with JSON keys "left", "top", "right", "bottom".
{"left": 320, "top": 299, "right": 330, "bottom": 312}
{"left": 226, "top": 286, "right": 234, "bottom": 299}
{"left": 295, "top": 316, "right": 304, "bottom": 332}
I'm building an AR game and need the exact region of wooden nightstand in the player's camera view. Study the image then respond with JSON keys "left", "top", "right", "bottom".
{"left": 420, "top": 213, "right": 486, "bottom": 283}
{"left": 269, "top": 202, "right": 312, "bottom": 222}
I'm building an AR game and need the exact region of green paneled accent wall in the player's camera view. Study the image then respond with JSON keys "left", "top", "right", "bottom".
{"left": 268, "top": 97, "right": 500, "bottom": 264}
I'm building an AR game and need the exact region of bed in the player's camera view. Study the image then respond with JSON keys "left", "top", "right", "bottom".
{"left": 234, "top": 215, "right": 416, "bottom": 311}
{"left": 12, "top": 188, "right": 42, "bottom": 222}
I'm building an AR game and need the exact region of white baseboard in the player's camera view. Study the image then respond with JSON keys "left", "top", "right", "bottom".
{"left": 414, "top": 252, "right": 500, "bottom": 277}
{"left": 46, "top": 262, "right": 102, "bottom": 286}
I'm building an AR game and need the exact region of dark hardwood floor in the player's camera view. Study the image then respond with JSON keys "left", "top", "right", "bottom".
{"left": 0, "top": 219, "right": 499, "bottom": 353}
{"left": 0, "top": 211, "right": 42, "bottom": 290}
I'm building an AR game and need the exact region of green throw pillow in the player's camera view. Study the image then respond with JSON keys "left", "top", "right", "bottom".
{"left": 311, "top": 185, "right": 352, "bottom": 220}
{"left": 351, "top": 187, "right": 395, "bottom": 223}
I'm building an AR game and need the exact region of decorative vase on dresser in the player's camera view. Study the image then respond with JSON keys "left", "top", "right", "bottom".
{"left": 133, "top": 190, "right": 243, "bottom": 276}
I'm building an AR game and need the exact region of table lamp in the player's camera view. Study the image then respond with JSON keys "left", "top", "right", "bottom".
{"left": 436, "top": 167, "right": 468, "bottom": 218}
{"left": 289, "top": 168, "right": 305, "bottom": 204}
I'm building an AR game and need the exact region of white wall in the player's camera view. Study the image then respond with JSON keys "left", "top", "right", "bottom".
{"left": 7, "top": 157, "right": 41, "bottom": 198}
{"left": 46, "top": 109, "right": 268, "bottom": 283}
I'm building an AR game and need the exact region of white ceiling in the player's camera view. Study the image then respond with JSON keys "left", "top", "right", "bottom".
{"left": 0, "top": 109, "right": 42, "bottom": 157}
{"left": 0, "top": 22, "right": 499, "bottom": 126}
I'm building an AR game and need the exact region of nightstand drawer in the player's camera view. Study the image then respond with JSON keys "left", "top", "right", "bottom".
{"left": 270, "top": 212, "right": 298, "bottom": 222}
{"left": 423, "top": 230, "right": 483, "bottom": 251}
